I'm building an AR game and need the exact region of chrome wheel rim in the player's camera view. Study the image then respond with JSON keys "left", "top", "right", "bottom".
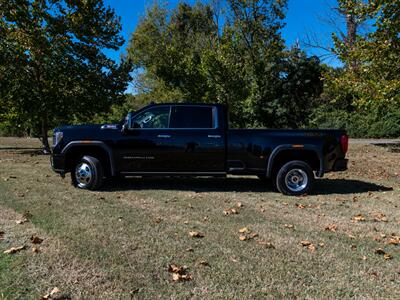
{"left": 285, "top": 168, "right": 308, "bottom": 192}
{"left": 75, "top": 162, "right": 92, "bottom": 188}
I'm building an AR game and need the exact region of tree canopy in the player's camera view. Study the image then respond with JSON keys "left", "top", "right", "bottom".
{"left": 0, "top": 0, "right": 131, "bottom": 151}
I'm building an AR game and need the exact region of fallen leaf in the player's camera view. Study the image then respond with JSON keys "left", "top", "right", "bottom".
{"left": 352, "top": 214, "right": 366, "bottom": 222}
{"left": 319, "top": 243, "right": 325, "bottom": 247}
{"left": 172, "top": 273, "right": 192, "bottom": 282}
{"left": 223, "top": 208, "right": 239, "bottom": 215}
{"left": 239, "top": 227, "right": 250, "bottom": 233}
{"left": 373, "top": 213, "right": 388, "bottom": 222}
{"left": 239, "top": 235, "right": 248, "bottom": 241}
{"left": 16, "top": 218, "right": 28, "bottom": 225}
{"left": 325, "top": 224, "right": 337, "bottom": 232}
{"left": 384, "top": 253, "right": 393, "bottom": 260}
{"left": 3, "top": 245, "right": 26, "bottom": 254}
{"left": 30, "top": 235, "right": 44, "bottom": 244}
{"left": 42, "top": 287, "right": 60, "bottom": 300}
{"left": 295, "top": 203, "right": 305, "bottom": 209}
{"left": 168, "top": 264, "right": 188, "bottom": 274}
{"left": 32, "top": 247, "right": 40, "bottom": 253}
{"left": 168, "top": 264, "right": 192, "bottom": 282}
{"left": 374, "top": 248, "right": 386, "bottom": 255}
{"left": 388, "top": 236, "right": 400, "bottom": 245}
{"left": 186, "top": 248, "right": 194, "bottom": 252}
{"left": 300, "top": 240, "right": 312, "bottom": 247}
{"left": 284, "top": 224, "right": 294, "bottom": 229}
{"left": 237, "top": 202, "right": 243, "bottom": 208}
{"left": 362, "top": 256, "right": 367, "bottom": 261}
{"left": 198, "top": 260, "right": 210, "bottom": 267}
{"left": 188, "top": 231, "right": 204, "bottom": 238}
{"left": 307, "top": 244, "right": 316, "bottom": 252}
{"left": 351, "top": 244, "right": 357, "bottom": 250}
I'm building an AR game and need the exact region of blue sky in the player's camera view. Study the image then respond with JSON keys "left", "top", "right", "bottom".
{"left": 103, "top": 0, "right": 342, "bottom": 70}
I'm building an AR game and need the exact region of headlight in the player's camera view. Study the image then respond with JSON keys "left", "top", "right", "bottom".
{"left": 53, "top": 132, "right": 63, "bottom": 147}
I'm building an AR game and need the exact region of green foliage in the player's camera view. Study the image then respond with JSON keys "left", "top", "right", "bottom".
{"left": 310, "top": 105, "right": 400, "bottom": 138}
{"left": 0, "top": 0, "right": 131, "bottom": 149}
{"left": 127, "top": 0, "right": 323, "bottom": 129}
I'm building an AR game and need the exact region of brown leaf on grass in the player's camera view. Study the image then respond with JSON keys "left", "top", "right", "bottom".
{"left": 41, "top": 287, "right": 60, "bottom": 300}
{"left": 237, "top": 202, "right": 243, "bottom": 208}
{"left": 388, "top": 236, "right": 400, "bottom": 245}
{"left": 168, "top": 264, "right": 192, "bottom": 282}
{"left": 373, "top": 213, "right": 388, "bottom": 222}
{"left": 198, "top": 260, "right": 210, "bottom": 267}
{"left": 300, "top": 240, "right": 316, "bottom": 252}
{"left": 239, "top": 235, "right": 248, "bottom": 241}
{"left": 384, "top": 253, "right": 393, "bottom": 260}
{"left": 168, "top": 264, "right": 188, "bottom": 275}
{"left": 325, "top": 224, "right": 338, "bottom": 232}
{"left": 3, "top": 245, "right": 26, "bottom": 254}
{"left": 188, "top": 231, "right": 204, "bottom": 238}
{"left": 30, "top": 235, "right": 44, "bottom": 244}
{"left": 374, "top": 248, "right": 386, "bottom": 255}
{"left": 16, "top": 218, "right": 28, "bottom": 225}
{"left": 295, "top": 203, "right": 305, "bottom": 209}
{"left": 172, "top": 273, "right": 193, "bottom": 282}
{"left": 284, "top": 224, "right": 294, "bottom": 229}
{"left": 307, "top": 244, "right": 316, "bottom": 252}
{"left": 300, "top": 240, "right": 311, "bottom": 247}
{"left": 223, "top": 208, "right": 238, "bottom": 215}
{"left": 352, "top": 214, "right": 366, "bottom": 222}
{"left": 239, "top": 227, "right": 250, "bottom": 234}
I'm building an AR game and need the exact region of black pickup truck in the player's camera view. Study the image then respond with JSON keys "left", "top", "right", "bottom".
{"left": 51, "top": 103, "right": 348, "bottom": 195}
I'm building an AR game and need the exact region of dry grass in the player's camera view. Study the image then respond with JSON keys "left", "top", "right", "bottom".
{"left": 0, "top": 137, "right": 399, "bottom": 299}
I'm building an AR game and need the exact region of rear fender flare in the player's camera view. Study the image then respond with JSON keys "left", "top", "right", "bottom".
{"left": 266, "top": 144, "right": 324, "bottom": 178}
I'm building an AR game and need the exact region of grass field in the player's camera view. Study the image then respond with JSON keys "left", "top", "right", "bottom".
{"left": 0, "top": 137, "right": 399, "bottom": 299}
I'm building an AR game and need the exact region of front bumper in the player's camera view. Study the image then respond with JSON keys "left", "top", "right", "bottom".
{"left": 332, "top": 158, "right": 348, "bottom": 171}
{"left": 50, "top": 154, "right": 66, "bottom": 175}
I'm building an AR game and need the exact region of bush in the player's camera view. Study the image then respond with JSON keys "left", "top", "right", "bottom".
{"left": 309, "top": 106, "right": 400, "bottom": 138}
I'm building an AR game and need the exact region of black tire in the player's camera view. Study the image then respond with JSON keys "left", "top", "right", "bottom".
{"left": 276, "top": 160, "right": 314, "bottom": 196}
{"left": 71, "top": 155, "right": 104, "bottom": 190}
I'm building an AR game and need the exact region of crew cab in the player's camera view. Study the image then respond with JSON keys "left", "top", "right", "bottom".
{"left": 51, "top": 103, "right": 348, "bottom": 195}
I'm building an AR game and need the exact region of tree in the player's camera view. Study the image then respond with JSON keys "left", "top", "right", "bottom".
{"left": 0, "top": 0, "right": 131, "bottom": 152}
{"left": 127, "top": 0, "right": 323, "bottom": 128}
{"left": 332, "top": 0, "right": 400, "bottom": 112}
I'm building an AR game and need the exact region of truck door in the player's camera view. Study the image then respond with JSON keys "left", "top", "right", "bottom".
{"left": 168, "top": 105, "right": 226, "bottom": 172}
{"left": 116, "top": 105, "right": 174, "bottom": 172}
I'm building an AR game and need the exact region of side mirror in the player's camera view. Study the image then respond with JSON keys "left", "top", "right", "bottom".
{"left": 121, "top": 122, "right": 129, "bottom": 134}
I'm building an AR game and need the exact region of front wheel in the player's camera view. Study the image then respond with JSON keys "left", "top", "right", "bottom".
{"left": 276, "top": 160, "right": 314, "bottom": 196}
{"left": 71, "top": 156, "right": 104, "bottom": 190}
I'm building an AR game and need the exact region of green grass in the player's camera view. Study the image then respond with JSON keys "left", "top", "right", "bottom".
{"left": 0, "top": 137, "right": 399, "bottom": 299}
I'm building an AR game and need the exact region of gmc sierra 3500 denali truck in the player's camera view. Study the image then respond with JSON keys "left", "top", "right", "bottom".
{"left": 51, "top": 103, "right": 348, "bottom": 195}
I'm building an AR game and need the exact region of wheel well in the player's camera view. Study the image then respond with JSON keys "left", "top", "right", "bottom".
{"left": 64, "top": 146, "right": 111, "bottom": 176}
{"left": 270, "top": 149, "right": 320, "bottom": 177}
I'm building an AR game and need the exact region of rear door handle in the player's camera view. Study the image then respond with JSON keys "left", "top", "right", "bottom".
{"left": 157, "top": 134, "right": 171, "bottom": 138}
{"left": 208, "top": 135, "right": 221, "bottom": 139}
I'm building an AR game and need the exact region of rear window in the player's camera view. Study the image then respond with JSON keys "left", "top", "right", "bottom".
{"left": 170, "top": 106, "right": 214, "bottom": 129}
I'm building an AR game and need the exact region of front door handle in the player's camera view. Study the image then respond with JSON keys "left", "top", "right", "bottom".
{"left": 157, "top": 134, "right": 171, "bottom": 138}
{"left": 208, "top": 135, "right": 221, "bottom": 139}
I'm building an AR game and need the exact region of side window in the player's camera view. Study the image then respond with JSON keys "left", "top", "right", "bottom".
{"left": 170, "top": 106, "right": 215, "bottom": 129}
{"left": 131, "top": 106, "right": 170, "bottom": 129}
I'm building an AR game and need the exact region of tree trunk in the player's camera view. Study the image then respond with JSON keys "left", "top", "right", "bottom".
{"left": 40, "top": 117, "right": 51, "bottom": 154}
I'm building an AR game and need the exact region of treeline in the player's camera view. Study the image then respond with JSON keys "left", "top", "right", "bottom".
{"left": 1, "top": 0, "right": 399, "bottom": 151}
